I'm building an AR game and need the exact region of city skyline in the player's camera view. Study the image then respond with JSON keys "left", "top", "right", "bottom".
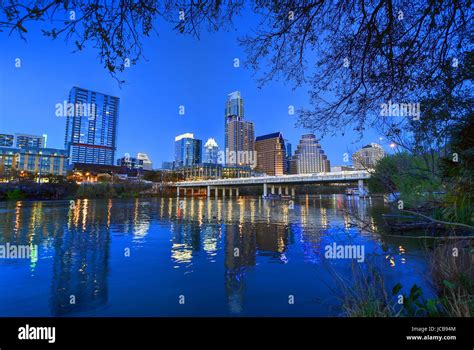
{"left": 0, "top": 18, "right": 385, "bottom": 169}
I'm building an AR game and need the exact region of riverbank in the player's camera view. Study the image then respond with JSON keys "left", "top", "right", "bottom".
{"left": 0, "top": 182, "right": 171, "bottom": 200}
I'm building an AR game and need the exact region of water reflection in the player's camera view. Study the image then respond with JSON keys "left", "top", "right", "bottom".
{"left": 0, "top": 196, "right": 430, "bottom": 316}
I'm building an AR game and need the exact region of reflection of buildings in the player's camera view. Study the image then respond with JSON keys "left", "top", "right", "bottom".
{"left": 50, "top": 200, "right": 110, "bottom": 316}
{"left": 224, "top": 220, "right": 290, "bottom": 314}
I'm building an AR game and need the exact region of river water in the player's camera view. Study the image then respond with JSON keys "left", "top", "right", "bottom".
{"left": 0, "top": 196, "right": 433, "bottom": 316}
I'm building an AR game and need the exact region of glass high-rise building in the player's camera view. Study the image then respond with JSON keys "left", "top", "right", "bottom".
{"left": 204, "top": 138, "right": 219, "bottom": 164}
{"left": 225, "top": 91, "right": 245, "bottom": 158}
{"left": 64, "top": 87, "right": 119, "bottom": 165}
{"left": 175, "top": 133, "right": 202, "bottom": 167}
{"left": 292, "top": 134, "right": 330, "bottom": 173}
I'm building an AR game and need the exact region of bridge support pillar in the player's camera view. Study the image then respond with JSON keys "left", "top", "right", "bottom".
{"left": 271, "top": 186, "right": 275, "bottom": 195}
{"left": 191, "top": 188, "right": 194, "bottom": 196}
{"left": 263, "top": 183, "right": 268, "bottom": 197}
{"left": 215, "top": 187, "right": 218, "bottom": 198}
{"left": 236, "top": 188, "right": 239, "bottom": 197}
{"left": 222, "top": 187, "right": 226, "bottom": 199}
{"left": 291, "top": 187, "right": 295, "bottom": 197}
{"left": 278, "top": 186, "right": 282, "bottom": 195}
{"left": 207, "top": 186, "right": 210, "bottom": 197}
{"left": 229, "top": 187, "right": 233, "bottom": 198}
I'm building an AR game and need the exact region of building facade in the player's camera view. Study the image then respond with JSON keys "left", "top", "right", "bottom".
{"left": 352, "top": 143, "right": 386, "bottom": 170}
{"left": 0, "top": 133, "right": 46, "bottom": 148}
{"left": 0, "top": 146, "right": 68, "bottom": 177}
{"left": 255, "top": 132, "right": 286, "bottom": 176}
{"left": 204, "top": 138, "right": 220, "bottom": 164}
{"left": 284, "top": 139, "right": 292, "bottom": 174}
{"left": 161, "top": 161, "right": 174, "bottom": 170}
{"left": 15, "top": 133, "right": 46, "bottom": 149}
{"left": 177, "top": 163, "right": 252, "bottom": 180}
{"left": 174, "top": 133, "right": 202, "bottom": 167}
{"left": 137, "top": 153, "right": 153, "bottom": 170}
{"left": 64, "top": 87, "right": 119, "bottom": 166}
{"left": 225, "top": 115, "right": 255, "bottom": 167}
{"left": 292, "top": 134, "right": 330, "bottom": 174}
{"left": 224, "top": 92, "right": 255, "bottom": 167}
{"left": 117, "top": 155, "right": 144, "bottom": 170}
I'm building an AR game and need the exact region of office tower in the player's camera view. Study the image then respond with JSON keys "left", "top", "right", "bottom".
{"left": 255, "top": 132, "right": 286, "bottom": 176}
{"left": 225, "top": 91, "right": 244, "bottom": 119}
{"left": 137, "top": 153, "right": 153, "bottom": 170}
{"left": 352, "top": 143, "right": 385, "bottom": 170}
{"left": 64, "top": 87, "right": 119, "bottom": 165}
{"left": 15, "top": 133, "right": 46, "bottom": 149}
{"left": 225, "top": 115, "right": 255, "bottom": 167}
{"left": 292, "top": 134, "right": 331, "bottom": 174}
{"left": 0, "top": 134, "right": 14, "bottom": 147}
{"left": 225, "top": 91, "right": 255, "bottom": 167}
{"left": 204, "top": 138, "right": 219, "bottom": 164}
{"left": 284, "top": 139, "right": 292, "bottom": 174}
{"left": 174, "top": 133, "right": 202, "bottom": 167}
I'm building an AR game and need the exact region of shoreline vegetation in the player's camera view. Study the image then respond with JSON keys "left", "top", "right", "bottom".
{"left": 0, "top": 180, "right": 354, "bottom": 201}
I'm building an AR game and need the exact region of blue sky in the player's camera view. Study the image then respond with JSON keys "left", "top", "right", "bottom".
{"left": 0, "top": 10, "right": 386, "bottom": 168}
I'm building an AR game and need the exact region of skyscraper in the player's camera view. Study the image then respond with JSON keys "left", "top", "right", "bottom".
{"left": 255, "top": 132, "right": 286, "bottom": 176}
{"left": 292, "top": 134, "right": 330, "bottom": 173}
{"left": 64, "top": 87, "right": 119, "bottom": 165}
{"left": 175, "top": 133, "right": 202, "bottom": 167}
{"left": 0, "top": 133, "right": 46, "bottom": 148}
{"left": 204, "top": 138, "right": 220, "bottom": 164}
{"left": 224, "top": 92, "right": 255, "bottom": 167}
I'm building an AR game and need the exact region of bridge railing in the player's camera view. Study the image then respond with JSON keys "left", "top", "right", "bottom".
{"left": 173, "top": 171, "right": 371, "bottom": 187}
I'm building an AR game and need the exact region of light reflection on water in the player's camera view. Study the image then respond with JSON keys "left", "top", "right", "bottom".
{"left": 0, "top": 196, "right": 431, "bottom": 316}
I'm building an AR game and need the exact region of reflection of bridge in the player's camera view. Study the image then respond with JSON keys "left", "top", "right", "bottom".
{"left": 173, "top": 171, "right": 371, "bottom": 198}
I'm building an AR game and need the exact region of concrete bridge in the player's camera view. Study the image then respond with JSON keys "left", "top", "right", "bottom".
{"left": 173, "top": 170, "right": 371, "bottom": 198}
